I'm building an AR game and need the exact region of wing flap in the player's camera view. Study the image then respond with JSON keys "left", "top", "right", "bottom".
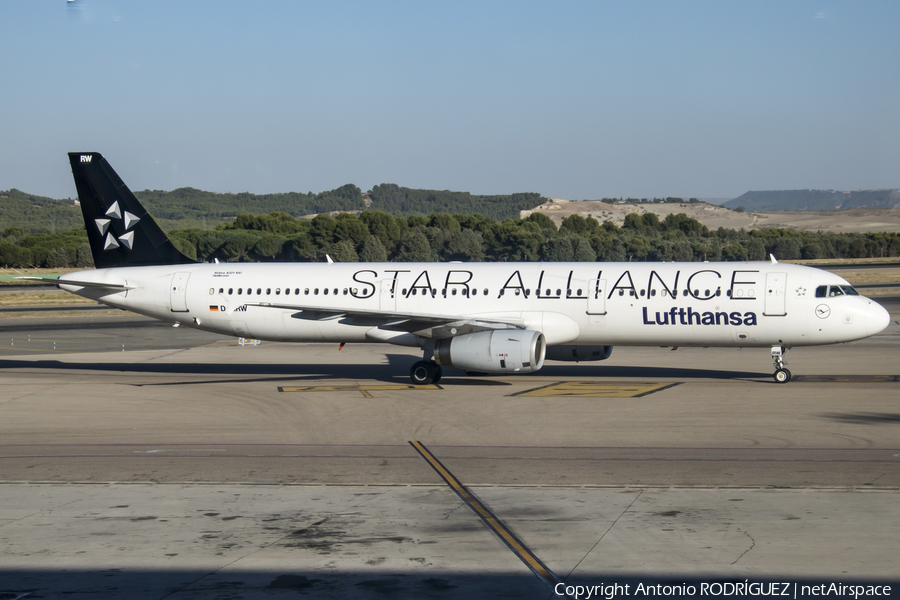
{"left": 247, "top": 301, "right": 524, "bottom": 338}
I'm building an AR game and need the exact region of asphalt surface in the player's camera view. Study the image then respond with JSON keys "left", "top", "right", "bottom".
{"left": 2, "top": 310, "right": 900, "bottom": 599}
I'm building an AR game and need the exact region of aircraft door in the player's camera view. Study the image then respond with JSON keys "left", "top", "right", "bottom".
{"left": 587, "top": 279, "right": 607, "bottom": 315}
{"left": 379, "top": 278, "right": 396, "bottom": 311}
{"left": 169, "top": 272, "right": 191, "bottom": 312}
{"left": 764, "top": 272, "right": 787, "bottom": 316}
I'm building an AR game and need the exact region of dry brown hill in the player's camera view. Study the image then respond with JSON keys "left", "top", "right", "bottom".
{"left": 521, "top": 199, "right": 900, "bottom": 233}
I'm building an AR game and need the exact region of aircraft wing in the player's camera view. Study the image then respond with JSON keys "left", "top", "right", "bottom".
{"left": 244, "top": 301, "right": 525, "bottom": 338}
{"left": 15, "top": 276, "right": 135, "bottom": 291}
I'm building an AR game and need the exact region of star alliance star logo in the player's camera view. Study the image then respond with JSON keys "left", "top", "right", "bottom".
{"left": 95, "top": 201, "right": 139, "bottom": 251}
{"left": 795, "top": 286, "right": 807, "bottom": 297}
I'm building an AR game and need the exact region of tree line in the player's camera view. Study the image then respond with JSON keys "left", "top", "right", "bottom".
{"left": 3, "top": 209, "right": 900, "bottom": 269}
{"left": 1, "top": 184, "right": 548, "bottom": 233}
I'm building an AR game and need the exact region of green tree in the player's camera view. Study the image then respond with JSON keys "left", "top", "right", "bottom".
{"left": 45, "top": 247, "right": 72, "bottom": 268}
{"left": 75, "top": 242, "right": 94, "bottom": 268}
{"left": 541, "top": 237, "right": 574, "bottom": 262}
{"left": 252, "top": 235, "right": 287, "bottom": 261}
{"left": 330, "top": 239, "right": 359, "bottom": 262}
{"left": 396, "top": 230, "right": 433, "bottom": 262}
{"left": 524, "top": 212, "right": 557, "bottom": 231}
{"left": 573, "top": 237, "right": 597, "bottom": 261}
{"left": 359, "top": 235, "right": 388, "bottom": 262}
{"left": 747, "top": 238, "right": 766, "bottom": 261}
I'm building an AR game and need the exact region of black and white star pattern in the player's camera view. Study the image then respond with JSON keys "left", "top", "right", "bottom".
{"left": 95, "top": 201, "right": 140, "bottom": 251}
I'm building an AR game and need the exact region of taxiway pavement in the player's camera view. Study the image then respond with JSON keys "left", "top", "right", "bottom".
{"left": 1, "top": 312, "right": 899, "bottom": 598}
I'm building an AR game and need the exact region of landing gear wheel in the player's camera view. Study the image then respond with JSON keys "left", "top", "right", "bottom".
{"left": 774, "top": 368, "right": 792, "bottom": 384}
{"left": 410, "top": 360, "right": 436, "bottom": 385}
{"left": 432, "top": 364, "right": 443, "bottom": 384}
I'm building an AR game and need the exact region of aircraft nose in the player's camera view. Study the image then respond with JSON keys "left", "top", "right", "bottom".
{"left": 866, "top": 300, "right": 891, "bottom": 337}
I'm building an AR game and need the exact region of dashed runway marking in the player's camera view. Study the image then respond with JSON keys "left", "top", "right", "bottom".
{"left": 511, "top": 381, "right": 680, "bottom": 398}
{"left": 278, "top": 383, "right": 442, "bottom": 398}
{"left": 792, "top": 375, "right": 900, "bottom": 383}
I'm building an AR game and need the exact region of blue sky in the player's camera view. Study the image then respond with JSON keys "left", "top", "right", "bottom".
{"left": 2, "top": 1, "right": 898, "bottom": 201}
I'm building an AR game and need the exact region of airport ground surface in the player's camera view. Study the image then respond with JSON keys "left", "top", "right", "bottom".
{"left": 2, "top": 305, "right": 900, "bottom": 599}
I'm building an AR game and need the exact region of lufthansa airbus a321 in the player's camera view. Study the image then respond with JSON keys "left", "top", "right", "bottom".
{"left": 24, "top": 153, "right": 891, "bottom": 384}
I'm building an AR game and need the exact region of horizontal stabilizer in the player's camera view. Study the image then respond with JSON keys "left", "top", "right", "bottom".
{"left": 16, "top": 276, "right": 135, "bottom": 291}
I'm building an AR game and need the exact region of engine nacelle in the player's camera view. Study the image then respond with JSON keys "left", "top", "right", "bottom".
{"left": 545, "top": 345, "right": 613, "bottom": 362}
{"left": 434, "top": 330, "right": 546, "bottom": 374}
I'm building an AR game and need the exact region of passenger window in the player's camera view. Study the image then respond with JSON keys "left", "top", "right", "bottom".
{"left": 237, "top": 288, "right": 242, "bottom": 295}
{"left": 247, "top": 289, "right": 252, "bottom": 296}
{"left": 218, "top": 288, "right": 224, "bottom": 294}
{"left": 305, "top": 288, "right": 310, "bottom": 295}
{"left": 472, "top": 289, "right": 477, "bottom": 296}
{"left": 314, "top": 289, "right": 319, "bottom": 295}
{"left": 333, "top": 288, "right": 337, "bottom": 295}
{"left": 256, "top": 288, "right": 261, "bottom": 295}
{"left": 324, "top": 289, "right": 329, "bottom": 295}
{"left": 515, "top": 289, "right": 521, "bottom": 296}
{"left": 452, "top": 289, "right": 457, "bottom": 295}
{"left": 267, "top": 288, "right": 271, "bottom": 295}
{"left": 284, "top": 289, "right": 290, "bottom": 295}
{"left": 577, "top": 289, "right": 582, "bottom": 295}
{"left": 295, "top": 289, "right": 300, "bottom": 295}
{"left": 343, "top": 288, "right": 348, "bottom": 295}
{"left": 640, "top": 290, "right": 645, "bottom": 297}
{"left": 651, "top": 289, "right": 656, "bottom": 297}
{"left": 483, "top": 289, "right": 488, "bottom": 295}
{"left": 228, "top": 288, "right": 233, "bottom": 295}
{"left": 619, "top": 290, "right": 624, "bottom": 296}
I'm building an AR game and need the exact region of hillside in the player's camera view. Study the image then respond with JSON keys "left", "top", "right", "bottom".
{"left": 0, "top": 184, "right": 547, "bottom": 233}
{"left": 521, "top": 198, "right": 900, "bottom": 234}
{"left": 724, "top": 189, "right": 900, "bottom": 211}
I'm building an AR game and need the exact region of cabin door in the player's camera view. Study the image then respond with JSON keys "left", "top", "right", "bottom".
{"left": 169, "top": 272, "right": 191, "bottom": 312}
{"left": 763, "top": 272, "right": 787, "bottom": 316}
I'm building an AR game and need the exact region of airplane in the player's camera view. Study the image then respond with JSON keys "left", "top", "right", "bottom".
{"left": 22, "top": 152, "right": 892, "bottom": 385}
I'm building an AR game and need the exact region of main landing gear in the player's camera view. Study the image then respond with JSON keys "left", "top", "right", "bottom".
{"left": 410, "top": 360, "right": 442, "bottom": 385}
{"left": 771, "top": 345, "right": 791, "bottom": 383}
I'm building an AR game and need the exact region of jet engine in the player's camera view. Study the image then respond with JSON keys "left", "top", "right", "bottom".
{"left": 434, "top": 330, "right": 546, "bottom": 374}
{"left": 545, "top": 345, "right": 613, "bottom": 362}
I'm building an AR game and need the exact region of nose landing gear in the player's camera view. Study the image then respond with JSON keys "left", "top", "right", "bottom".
{"left": 772, "top": 345, "right": 791, "bottom": 383}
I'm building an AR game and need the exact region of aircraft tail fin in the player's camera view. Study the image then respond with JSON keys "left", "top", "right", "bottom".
{"left": 68, "top": 152, "right": 195, "bottom": 269}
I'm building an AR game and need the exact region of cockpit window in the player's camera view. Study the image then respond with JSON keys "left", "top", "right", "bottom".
{"left": 815, "top": 285, "right": 827, "bottom": 298}
{"left": 828, "top": 286, "right": 844, "bottom": 297}
{"left": 840, "top": 285, "right": 859, "bottom": 296}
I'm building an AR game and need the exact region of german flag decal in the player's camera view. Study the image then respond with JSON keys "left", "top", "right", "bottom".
{"left": 209, "top": 305, "right": 220, "bottom": 312}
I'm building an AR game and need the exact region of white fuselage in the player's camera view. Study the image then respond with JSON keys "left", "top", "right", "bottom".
{"left": 60, "top": 261, "right": 890, "bottom": 350}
